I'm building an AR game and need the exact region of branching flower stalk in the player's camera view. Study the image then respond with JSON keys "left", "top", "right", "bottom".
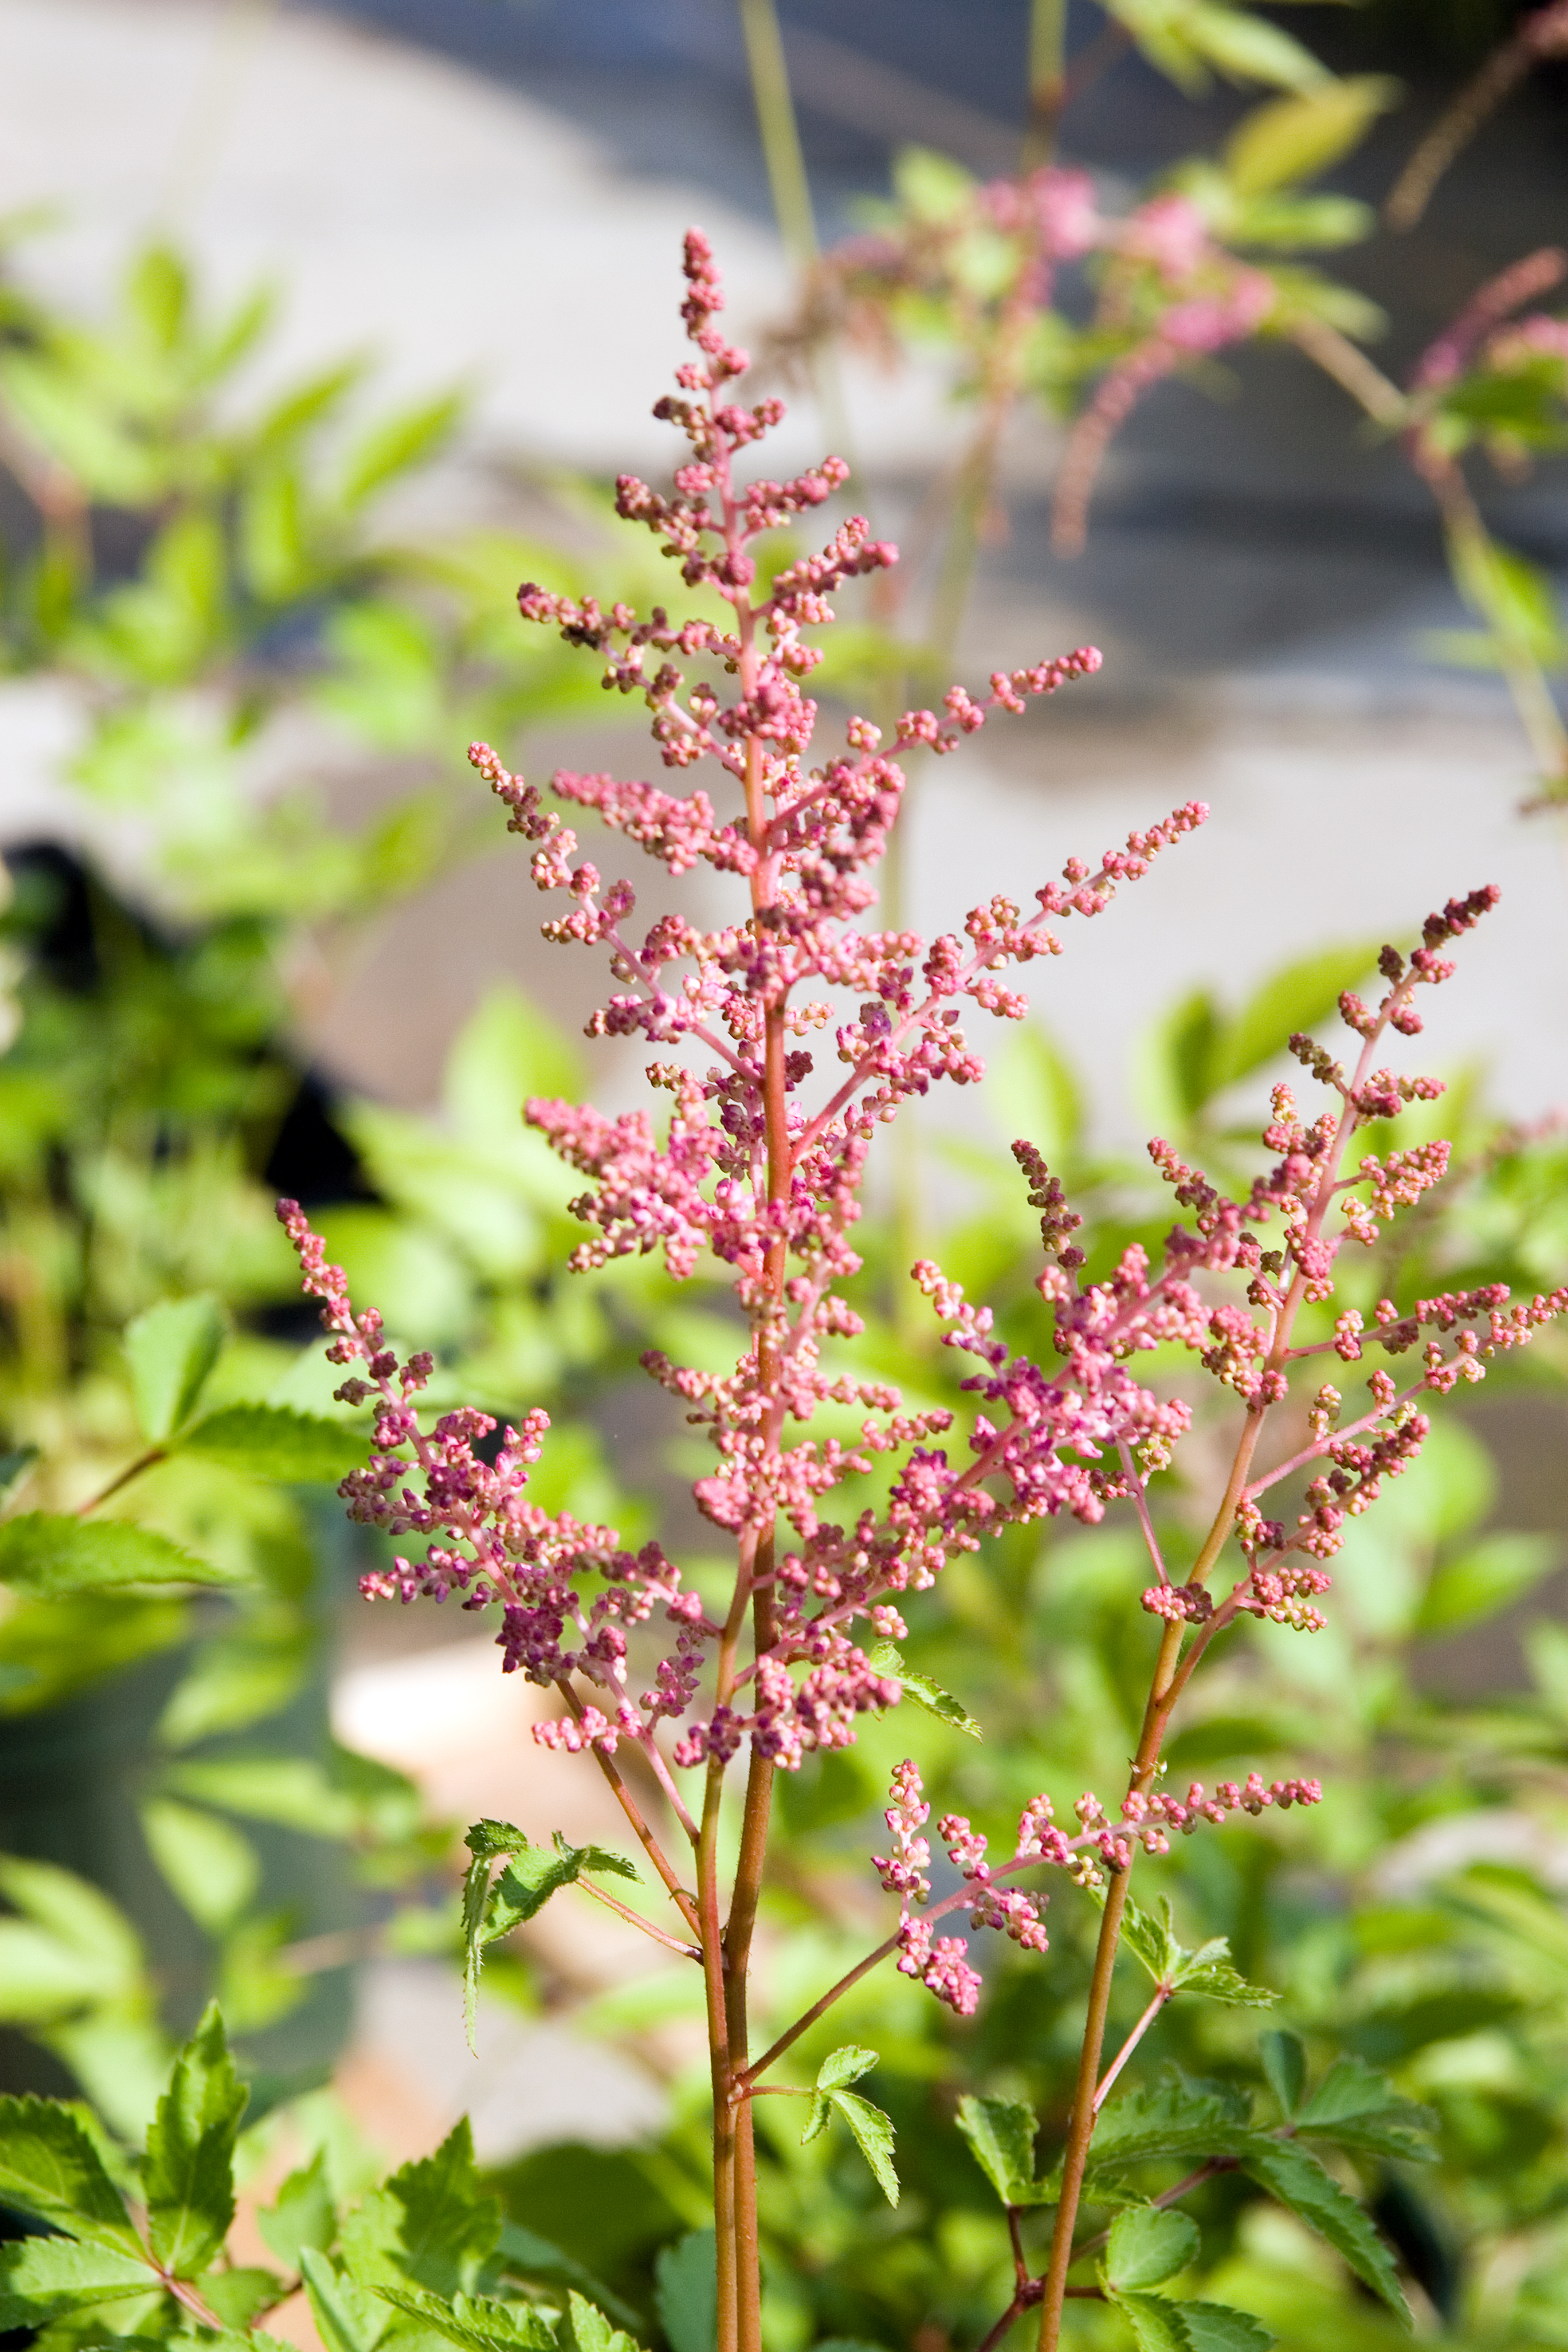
{"left": 279, "top": 236, "right": 1567, "bottom": 2352}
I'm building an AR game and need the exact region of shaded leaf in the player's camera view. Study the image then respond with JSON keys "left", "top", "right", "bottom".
{"left": 0, "top": 2095, "right": 142, "bottom": 2251}
{"left": 1259, "top": 2030, "right": 1306, "bottom": 2120}
{"left": 178, "top": 1404, "right": 368, "bottom": 1485}
{"left": 258, "top": 2147, "right": 338, "bottom": 2269}
{"left": 654, "top": 2229, "right": 716, "bottom": 2352}
{"left": 499, "top": 2220, "right": 642, "bottom": 2334}
{"left": 1240, "top": 2138, "right": 1410, "bottom": 2324}
{"left": 954, "top": 2094, "right": 1038, "bottom": 2206}
{"left": 1106, "top": 2206, "right": 1201, "bottom": 2291}
{"left": 0, "top": 1514, "right": 240, "bottom": 1596}
{"left": 124, "top": 1294, "right": 224, "bottom": 1446}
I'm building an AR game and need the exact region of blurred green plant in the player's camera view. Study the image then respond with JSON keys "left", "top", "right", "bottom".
{"left": 0, "top": 226, "right": 672, "bottom": 2104}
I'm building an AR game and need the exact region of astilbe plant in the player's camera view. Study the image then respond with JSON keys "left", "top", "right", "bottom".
{"left": 277, "top": 234, "right": 1568, "bottom": 2352}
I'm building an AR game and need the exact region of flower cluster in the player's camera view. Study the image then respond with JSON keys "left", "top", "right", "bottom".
{"left": 867, "top": 1760, "right": 1322, "bottom": 2016}
{"left": 281, "top": 233, "right": 1563, "bottom": 1976}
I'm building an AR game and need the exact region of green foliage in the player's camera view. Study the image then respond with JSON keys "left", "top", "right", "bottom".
{"left": 654, "top": 2232, "right": 717, "bottom": 2352}
{"left": 954, "top": 2093, "right": 1040, "bottom": 2205}
{"left": 142, "top": 2003, "right": 248, "bottom": 2277}
{"left": 1118, "top": 1894, "right": 1277, "bottom": 2006}
{"left": 1238, "top": 2141, "right": 1410, "bottom": 2324}
{"left": 175, "top": 1404, "right": 370, "bottom": 1484}
{"left": 460, "top": 1820, "right": 637, "bottom": 2049}
{"left": 0, "top": 1512, "right": 242, "bottom": 1594}
{"left": 801, "top": 2047, "right": 899, "bottom": 2206}
{"left": 124, "top": 1293, "right": 225, "bottom": 1442}
{"left": 867, "top": 1640, "right": 983, "bottom": 1739}
{"left": 1105, "top": 2204, "right": 1202, "bottom": 2290}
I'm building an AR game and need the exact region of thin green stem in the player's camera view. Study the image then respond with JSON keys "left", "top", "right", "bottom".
{"left": 737, "top": 0, "right": 817, "bottom": 271}
{"left": 1022, "top": 0, "right": 1069, "bottom": 167}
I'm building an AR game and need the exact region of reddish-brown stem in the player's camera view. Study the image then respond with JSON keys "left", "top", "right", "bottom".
{"left": 75, "top": 1445, "right": 166, "bottom": 1516}
{"left": 1038, "top": 991, "right": 1414, "bottom": 2347}
{"left": 578, "top": 1874, "right": 703, "bottom": 1959}
{"left": 554, "top": 1681, "right": 701, "bottom": 1939}
{"left": 1094, "top": 1981, "right": 1171, "bottom": 2114}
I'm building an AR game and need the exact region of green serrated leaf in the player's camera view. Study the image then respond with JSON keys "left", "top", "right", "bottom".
{"left": 143, "top": 2002, "right": 248, "bottom": 2278}
{"left": 1106, "top": 2205, "right": 1201, "bottom": 2290}
{"left": 0, "top": 1444, "right": 40, "bottom": 1502}
{"left": 1240, "top": 2138, "right": 1410, "bottom": 2324}
{"left": 1080, "top": 2081, "right": 1257, "bottom": 2184}
{"left": 865, "top": 1642, "right": 981, "bottom": 1739}
{"left": 0, "top": 2233, "right": 162, "bottom": 2332}
{"left": 372, "top": 2281, "right": 557, "bottom": 2352}
{"left": 301, "top": 2247, "right": 391, "bottom": 2352}
{"left": 816, "top": 2045, "right": 879, "bottom": 2094}
{"left": 1110, "top": 2288, "right": 1189, "bottom": 2352}
{"left": 460, "top": 1822, "right": 634, "bottom": 2051}
{"left": 828, "top": 2091, "right": 899, "bottom": 2207}
{"left": 0, "top": 1514, "right": 241, "bottom": 1596}
{"left": 124, "top": 1294, "right": 224, "bottom": 1442}
{"left": 1117, "top": 1894, "right": 1181, "bottom": 1986}
{"left": 1179, "top": 2303, "right": 1275, "bottom": 2352}
{"left": 569, "top": 2289, "right": 643, "bottom": 2352}
{"left": 0, "top": 2096, "right": 142, "bottom": 2252}
{"left": 258, "top": 2146, "right": 338, "bottom": 2269}
{"left": 178, "top": 1404, "right": 368, "bottom": 1484}
{"left": 1259, "top": 2030, "right": 1306, "bottom": 2119}
{"left": 338, "top": 2118, "right": 500, "bottom": 2300}
{"left": 954, "top": 2094, "right": 1038, "bottom": 2206}
{"left": 1170, "top": 1949, "right": 1277, "bottom": 2008}
{"left": 1295, "top": 2055, "right": 1437, "bottom": 2162}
